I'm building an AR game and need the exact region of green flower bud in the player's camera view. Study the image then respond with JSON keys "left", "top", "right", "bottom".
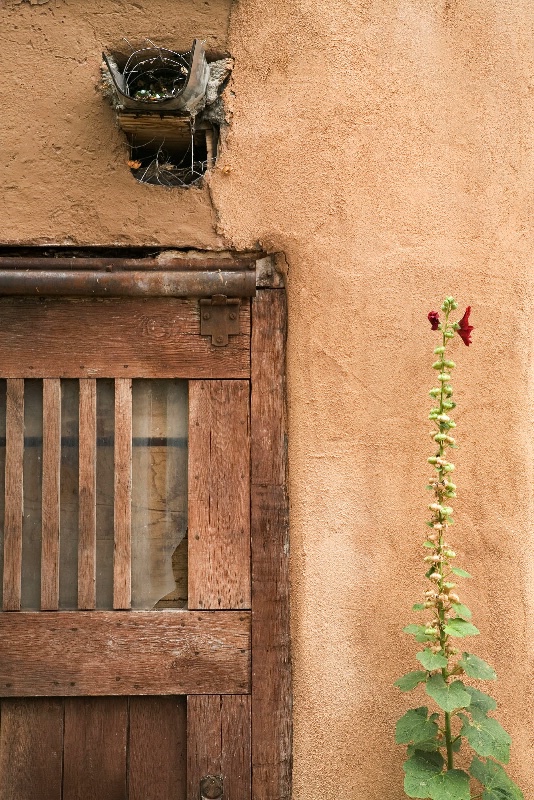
{"left": 429, "top": 572, "right": 441, "bottom": 582}
{"left": 444, "top": 550, "right": 456, "bottom": 558}
{"left": 443, "top": 464, "right": 455, "bottom": 472}
{"left": 445, "top": 436, "right": 456, "bottom": 445}
{"left": 442, "top": 506, "right": 454, "bottom": 516}
{"left": 443, "top": 582, "right": 456, "bottom": 590}
{"left": 444, "top": 360, "right": 456, "bottom": 368}
{"left": 434, "top": 433, "right": 447, "bottom": 441}
{"left": 427, "top": 456, "right": 438, "bottom": 464}
{"left": 429, "top": 388, "right": 441, "bottom": 397}
{"left": 447, "top": 421, "right": 456, "bottom": 428}
{"left": 434, "top": 346, "right": 446, "bottom": 354}
{"left": 443, "top": 401, "right": 456, "bottom": 409}
{"left": 438, "top": 373, "right": 451, "bottom": 382}
{"left": 444, "top": 385, "right": 453, "bottom": 395}
{"left": 432, "top": 361, "right": 444, "bottom": 370}
{"left": 425, "top": 627, "right": 438, "bottom": 636}
{"left": 444, "top": 330, "right": 455, "bottom": 339}
{"left": 437, "top": 414, "right": 450, "bottom": 422}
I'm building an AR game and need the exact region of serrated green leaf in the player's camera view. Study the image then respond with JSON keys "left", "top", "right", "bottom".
{"left": 463, "top": 685, "right": 498, "bottom": 714}
{"left": 404, "top": 624, "right": 436, "bottom": 643}
{"left": 425, "top": 675, "right": 471, "bottom": 712}
{"left": 407, "top": 740, "right": 440, "bottom": 755}
{"left": 395, "top": 671, "right": 428, "bottom": 692}
{"left": 459, "top": 712, "right": 511, "bottom": 763}
{"left": 403, "top": 751, "right": 444, "bottom": 799}
{"left": 451, "top": 567, "right": 471, "bottom": 578}
{"left": 444, "top": 618, "right": 480, "bottom": 638}
{"left": 470, "top": 757, "right": 524, "bottom": 800}
{"left": 412, "top": 603, "right": 426, "bottom": 611}
{"left": 396, "top": 707, "right": 439, "bottom": 745}
{"left": 451, "top": 602, "right": 472, "bottom": 620}
{"left": 417, "top": 649, "right": 448, "bottom": 671}
{"left": 459, "top": 652, "right": 497, "bottom": 680}
{"left": 428, "top": 769, "right": 471, "bottom": 800}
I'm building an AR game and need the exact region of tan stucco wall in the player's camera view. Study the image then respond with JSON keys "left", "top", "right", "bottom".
{"left": 2, "top": 1, "right": 534, "bottom": 798}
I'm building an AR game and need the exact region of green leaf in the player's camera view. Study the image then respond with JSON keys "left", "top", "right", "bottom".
{"left": 396, "top": 707, "right": 439, "bottom": 745}
{"left": 417, "top": 649, "right": 448, "bottom": 671}
{"left": 444, "top": 618, "right": 480, "bottom": 638}
{"left": 459, "top": 712, "right": 511, "bottom": 763}
{"left": 395, "top": 671, "right": 428, "bottom": 692}
{"left": 470, "top": 757, "right": 524, "bottom": 800}
{"left": 423, "top": 540, "right": 436, "bottom": 548}
{"left": 412, "top": 603, "right": 426, "bottom": 611}
{"left": 428, "top": 769, "right": 471, "bottom": 800}
{"left": 425, "top": 675, "right": 471, "bottom": 713}
{"left": 451, "top": 602, "right": 472, "bottom": 620}
{"left": 463, "top": 685, "right": 498, "bottom": 714}
{"left": 403, "top": 751, "right": 443, "bottom": 799}
{"left": 404, "top": 624, "right": 436, "bottom": 643}
{"left": 459, "top": 652, "right": 497, "bottom": 680}
{"left": 407, "top": 740, "right": 440, "bottom": 755}
{"left": 451, "top": 567, "right": 471, "bottom": 578}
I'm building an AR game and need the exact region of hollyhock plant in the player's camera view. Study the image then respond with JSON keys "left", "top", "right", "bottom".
{"left": 395, "top": 297, "right": 523, "bottom": 800}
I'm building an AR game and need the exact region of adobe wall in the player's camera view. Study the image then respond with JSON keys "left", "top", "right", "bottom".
{"left": 2, "top": 1, "right": 533, "bottom": 797}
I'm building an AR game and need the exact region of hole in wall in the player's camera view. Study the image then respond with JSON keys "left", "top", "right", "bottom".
{"left": 101, "top": 40, "right": 231, "bottom": 188}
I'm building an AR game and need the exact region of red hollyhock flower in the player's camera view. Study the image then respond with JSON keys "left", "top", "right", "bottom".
{"left": 428, "top": 311, "right": 440, "bottom": 330}
{"left": 457, "top": 306, "right": 473, "bottom": 346}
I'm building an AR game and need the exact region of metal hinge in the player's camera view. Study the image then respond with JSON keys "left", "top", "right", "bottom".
{"left": 200, "top": 295, "right": 240, "bottom": 346}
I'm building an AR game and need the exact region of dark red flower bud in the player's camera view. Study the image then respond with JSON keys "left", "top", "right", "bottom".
{"left": 428, "top": 311, "right": 440, "bottom": 330}
{"left": 457, "top": 306, "right": 473, "bottom": 346}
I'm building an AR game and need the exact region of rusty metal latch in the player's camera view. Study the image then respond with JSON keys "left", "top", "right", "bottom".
{"left": 200, "top": 295, "right": 240, "bottom": 346}
{"left": 200, "top": 775, "right": 223, "bottom": 799}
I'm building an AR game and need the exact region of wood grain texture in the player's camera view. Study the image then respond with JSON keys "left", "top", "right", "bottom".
{"left": 221, "top": 695, "right": 251, "bottom": 800}
{"left": 41, "top": 379, "right": 61, "bottom": 610}
{"left": 188, "top": 380, "right": 250, "bottom": 609}
{"left": 187, "top": 695, "right": 251, "bottom": 800}
{"left": 0, "top": 698, "right": 63, "bottom": 800}
{"left": 3, "top": 379, "right": 24, "bottom": 611}
{"left": 78, "top": 379, "right": 96, "bottom": 609}
{"left": 0, "top": 298, "right": 250, "bottom": 379}
{"left": 0, "top": 610, "right": 250, "bottom": 696}
{"left": 187, "top": 695, "right": 222, "bottom": 800}
{"left": 129, "top": 697, "right": 187, "bottom": 800}
{"left": 251, "top": 290, "right": 292, "bottom": 800}
{"left": 114, "top": 379, "right": 132, "bottom": 610}
{"left": 63, "top": 697, "right": 127, "bottom": 800}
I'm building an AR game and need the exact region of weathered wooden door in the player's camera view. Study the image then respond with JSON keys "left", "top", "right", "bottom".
{"left": 0, "top": 269, "right": 290, "bottom": 800}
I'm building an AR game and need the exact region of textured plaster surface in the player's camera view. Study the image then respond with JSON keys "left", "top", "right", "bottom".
{"left": 2, "top": 1, "right": 534, "bottom": 799}
{"left": 0, "top": 0, "right": 230, "bottom": 246}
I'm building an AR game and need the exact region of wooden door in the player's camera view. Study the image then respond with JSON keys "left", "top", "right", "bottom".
{"left": 0, "top": 288, "right": 290, "bottom": 800}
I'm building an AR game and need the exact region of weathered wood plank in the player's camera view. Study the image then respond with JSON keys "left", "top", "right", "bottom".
{"left": 0, "top": 298, "right": 250, "bottom": 379}
{"left": 41, "top": 379, "right": 61, "bottom": 610}
{"left": 3, "top": 379, "right": 24, "bottom": 611}
{"left": 78, "top": 379, "right": 96, "bottom": 609}
{"left": 129, "top": 697, "right": 187, "bottom": 800}
{"left": 187, "top": 695, "right": 251, "bottom": 800}
{"left": 251, "top": 290, "right": 291, "bottom": 800}
{"left": 222, "top": 695, "right": 251, "bottom": 800}
{"left": 0, "top": 698, "right": 63, "bottom": 800}
{"left": 187, "top": 695, "right": 222, "bottom": 800}
{"left": 188, "top": 380, "right": 250, "bottom": 609}
{"left": 63, "top": 698, "right": 127, "bottom": 800}
{"left": 114, "top": 379, "right": 132, "bottom": 610}
{"left": 0, "top": 610, "right": 250, "bottom": 696}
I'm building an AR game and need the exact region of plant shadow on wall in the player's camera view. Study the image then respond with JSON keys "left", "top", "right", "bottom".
{"left": 394, "top": 298, "right": 524, "bottom": 800}
{"left": 101, "top": 39, "right": 232, "bottom": 187}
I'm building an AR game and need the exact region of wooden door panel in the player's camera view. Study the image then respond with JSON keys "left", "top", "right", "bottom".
{"left": 0, "top": 611, "right": 250, "bottom": 696}
{"left": 188, "top": 380, "right": 250, "bottom": 610}
{"left": 187, "top": 694, "right": 251, "bottom": 800}
{"left": 0, "top": 298, "right": 250, "bottom": 379}
{"left": 0, "top": 698, "right": 63, "bottom": 800}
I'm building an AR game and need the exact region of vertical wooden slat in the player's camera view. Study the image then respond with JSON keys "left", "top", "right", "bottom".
{"left": 188, "top": 380, "right": 250, "bottom": 609}
{"left": 3, "top": 379, "right": 24, "bottom": 611}
{"left": 187, "top": 695, "right": 222, "bottom": 799}
{"left": 78, "top": 379, "right": 96, "bottom": 609}
{"left": 113, "top": 378, "right": 132, "bottom": 609}
{"left": 187, "top": 695, "right": 251, "bottom": 800}
{"left": 41, "top": 379, "right": 61, "bottom": 610}
{"left": 129, "top": 697, "right": 187, "bottom": 800}
{"left": 222, "top": 695, "right": 251, "bottom": 799}
{"left": 0, "top": 698, "right": 63, "bottom": 800}
{"left": 63, "top": 698, "right": 127, "bottom": 800}
{"left": 251, "top": 290, "right": 291, "bottom": 800}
